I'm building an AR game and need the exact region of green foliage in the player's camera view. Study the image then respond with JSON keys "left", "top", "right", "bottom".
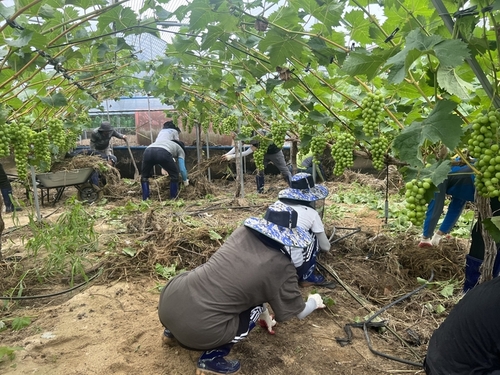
{"left": 155, "top": 263, "right": 185, "bottom": 281}
{"left": 4, "top": 0, "right": 500, "bottom": 222}
{"left": 24, "top": 198, "right": 98, "bottom": 287}
{"left": 0, "top": 346, "right": 23, "bottom": 362}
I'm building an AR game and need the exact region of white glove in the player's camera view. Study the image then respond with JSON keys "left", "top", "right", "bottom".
{"left": 223, "top": 154, "right": 235, "bottom": 161}
{"left": 431, "top": 233, "right": 443, "bottom": 246}
{"left": 259, "top": 308, "right": 276, "bottom": 334}
{"left": 183, "top": 179, "right": 189, "bottom": 187}
{"left": 308, "top": 294, "right": 325, "bottom": 309}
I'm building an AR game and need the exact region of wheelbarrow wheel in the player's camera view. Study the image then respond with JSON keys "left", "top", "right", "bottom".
{"left": 77, "top": 183, "right": 102, "bottom": 203}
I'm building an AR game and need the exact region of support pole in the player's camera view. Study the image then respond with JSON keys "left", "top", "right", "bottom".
{"left": 30, "top": 166, "right": 42, "bottom": 222}
{"left": 206, "top": 131, "right": 211, "bottom": 182}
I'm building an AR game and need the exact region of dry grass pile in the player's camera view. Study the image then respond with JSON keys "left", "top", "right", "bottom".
{"left": 335, "top": 169, "right": 403, "bottom": 193}
{"left": 101, "top": 200, "right": 267, "bottom": 280}
{"left": 324, "top": 230, "right": 466, "bottom": 304}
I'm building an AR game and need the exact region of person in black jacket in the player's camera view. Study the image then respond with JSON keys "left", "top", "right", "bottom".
{"left": 89, "top": 121, "right": 127, "bottom": 156}
{"left": 222, "top": 132, "right": 291, "bottom": 193}
{"left": 0, "top": 163, "right": 21, "bottom": 213}
{"left": 424, "top": 276, "right": 500, "bottom": 375}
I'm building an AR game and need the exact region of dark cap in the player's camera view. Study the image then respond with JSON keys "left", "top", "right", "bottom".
{"left": 98, "top": 121, "right": 113, "bottom": 132}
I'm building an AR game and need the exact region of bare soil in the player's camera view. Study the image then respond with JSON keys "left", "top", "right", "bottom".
{"left": 0, "top": 170, "right": 468, "bottom": 375}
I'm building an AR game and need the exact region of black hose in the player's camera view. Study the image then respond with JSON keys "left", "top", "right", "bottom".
{"left": 319, "top": 259, "right": 434, "bottom": 368}
{"left": 362, "top": 271, "right": 434, "bottom": 368}
{"left": 0, "top": 268, "right": 101, "bottom": 300}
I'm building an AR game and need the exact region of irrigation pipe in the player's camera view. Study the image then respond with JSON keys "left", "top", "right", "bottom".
{"left": 317, "top": 261, "right": 424, "bottom": 361}
{"left": 362, "top": 271, "right": 434, "bottom": 368}
{"left": 0, "top": 268, "right": 102, "bottom": 300}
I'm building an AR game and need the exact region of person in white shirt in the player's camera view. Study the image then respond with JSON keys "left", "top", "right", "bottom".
{"left": 277, "top": 173, "right": 334, "bottom": 287}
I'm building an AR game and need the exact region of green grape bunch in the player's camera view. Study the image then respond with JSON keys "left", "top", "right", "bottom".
{"left": 468, "top": 110, "right": 500, "bottom": 197}
{"left": 181, "top": 115, "right": 189, "bottom": 132}
{"left": 310, "top": 136, "right": 328, "bottom": 164}
{"left": 47, "top": 118, "right": 67, "bottom": 156}
{"left": 253, "top": 146, "right": 266, "bottom": 171}
{"left": 361, "top": 91, "right": 385, "bottom": 137}
{"left": 220, "top": 115, "right": 238, "bottom": 134}
{"left": 298, "top": 123, "right": 314, "bottom": 139}
{"left": 370, "top": 136, "right": 390, "bottom": 170}
{"left": 31, "top": 130, "right": 52, "bottom": 172}
{"left": 10, "top": 118, "right": 32, "bottom": 182}
{"left": 252, "top": 138, "right": 270, "bottom": 171}
{"left": 64, "top": 129, "right": 79, "bottom": 152}
{"left": 0, "top": 124, "right": 12, "bottom": 158}
{"left": 330, "top": 133, "right": 355, "bottom": 176}
{"left": 404, "top": 178, "right": 432, "bottom": 226}
{"left": 270, "top": 122, "right": 288, "bottom": 149}
{"left": 240, "top": 126, "right": 253, "bottom": 138}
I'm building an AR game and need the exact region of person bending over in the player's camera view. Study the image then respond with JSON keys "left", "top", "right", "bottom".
{"left": 158, "top": 202, "right": 326, "bottom": 375}
{"left": 141, "top": 139, "right": 189, "bottom": 200}
{"left": 424, "top": 276, "right": 500, "bottom": 374}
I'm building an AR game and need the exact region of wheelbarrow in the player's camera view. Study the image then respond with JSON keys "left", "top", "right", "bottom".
{"left": 36, "top": 167, "right": 102, "bottom": 205}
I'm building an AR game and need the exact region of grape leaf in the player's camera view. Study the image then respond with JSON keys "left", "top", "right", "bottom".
{"left": 437, "top": 66, "right": 474, "bottom": 99}
{"left": 341, "top": 49, "right": 394, "bottom": 81}
{"left": 393, "top": 100, "right": 463, "bottom": 166}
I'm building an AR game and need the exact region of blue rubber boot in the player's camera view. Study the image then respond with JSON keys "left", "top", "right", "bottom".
{"left": 1, "top": 188, "right": 14, "bottom": 212}
{"left": 141, "top": 179, "right": 150, "bottom": 200}
{"left": 197, "top": 344, "right": 240, "bottom": 375}
{"left": 463, "top": 254, "right": 483, "bottom": 293}
{"left": 255, "top": 174, "right": 265, "bottom": 194}
{"left": 169, "top": 182, "right": 179, "bottom": 199}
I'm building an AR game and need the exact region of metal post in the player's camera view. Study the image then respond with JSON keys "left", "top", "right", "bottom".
{"left": 238, "top": 139, "right": 245, "bottom": 198}
{"left": 147, "top": 95, "right": 154, "bottom": 143}
{"left": 312, "top": 160, "right": 317, "bottom": 183}
{"left": 206, "top": 131, "right": 211, "bottom": 182}
{"left": 30, "top": 166, "right": 42, "bottom": 222}
{"left": 196, "top": 123, "right": 202, "bottom": 165}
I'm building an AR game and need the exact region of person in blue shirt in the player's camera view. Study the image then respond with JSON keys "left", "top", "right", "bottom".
{"left": 419, "top": 164, "right": 475, "bottom": 247}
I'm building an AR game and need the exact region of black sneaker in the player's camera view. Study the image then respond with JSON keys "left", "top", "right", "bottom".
{"left": 196, "top": 356, "right": 241, "bottom": 375}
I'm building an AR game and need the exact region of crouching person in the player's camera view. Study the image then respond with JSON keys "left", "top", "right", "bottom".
{"left": 158, "top": 202, "right": 326, "bottom": 375}
{"left": 424, "top": 276, "right": 500, "bottom": 374}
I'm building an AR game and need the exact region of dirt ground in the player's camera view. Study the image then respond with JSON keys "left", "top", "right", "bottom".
{"left": 0, "top": 169, "right": 469, "bottom": 375}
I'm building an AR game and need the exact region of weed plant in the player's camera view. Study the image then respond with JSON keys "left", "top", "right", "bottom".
{"left": 24, "top": 197, "right": 98, "bottom": 287}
